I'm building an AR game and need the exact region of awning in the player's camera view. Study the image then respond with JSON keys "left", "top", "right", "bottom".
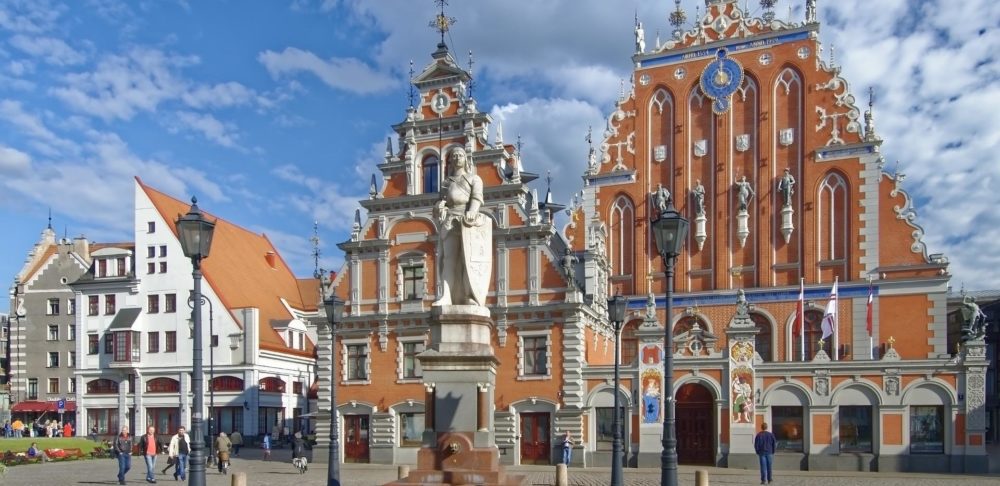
{"left": 11, "top": 400, "right": 77, "bottom": 413}
{"left": 107, "top": 307, "right": 142, "bottom": 330}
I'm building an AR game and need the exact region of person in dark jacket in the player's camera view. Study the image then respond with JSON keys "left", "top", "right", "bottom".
{"left": 114, "top": 426, "right": 134, "bottom": 486}
{"left": 753, "top": 422, "right": 777, "bottom": 485}
{"left": 137, "top": 425, "right": 163, "bottom": 483}
{"left": 291, "top": 432, "right": 306, "bottom": 460}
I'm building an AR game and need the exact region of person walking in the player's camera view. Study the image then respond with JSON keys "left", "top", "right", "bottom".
{"left": 754, "top": 422, "right": 777, "bottom": 485}
{"left": 291, "top": 432, "right": 306, "bottom": 464}
{"left": 561, "top": 431, "right": 573, "bottom": 465}
{"left": 3, "top": 421, "right": 10, "bottom": 438}
{"left": 12, "top": 419, "right": 23, "bottom": 438}
{"left": 230, "top": 429, "right": 243, "bottom": 456}
{"left": 138, "top": 425, "right": 162, "bottom": 483}
{"left": 165, "top": 426, "right": 191, "bottom": 481}
{"left": 262, "top": 432, "right": 271, "bottom": 460}
{"left": 113, "top": 426, "right": 134, "bottom": 486}
{"left": 214, "top": 431, "right": 232, "bottom": 473}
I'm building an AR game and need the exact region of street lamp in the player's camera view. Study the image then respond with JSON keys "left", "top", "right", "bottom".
{"left": 606, "top": 294, "right": 628, "bottom": 486}
{"left": 651, "top": 197, "right": 688, "bottom": 486}
{"left": 322, "top": 293, "right": 344, "bottom": 486}
{"left": 188, "top": 291, "right": 215, "bottom": 466}
{"left": 176, "top": 197, "right": 216, "bottom": 486}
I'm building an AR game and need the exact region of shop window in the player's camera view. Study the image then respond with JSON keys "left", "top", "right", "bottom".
{"left": 595, "top": 407, "right": 626, "bottom": 451}
{"left": 910, "top": 405, "right": 944, "bottom": 454}
{"left": 772, "top": 406, "right": 804, "bottom": 452}
{"left": 399, "top": 412, "right": 424, "bottom": 447}
{"left": 839, "top": 406, "right": 873, "bottom": 453}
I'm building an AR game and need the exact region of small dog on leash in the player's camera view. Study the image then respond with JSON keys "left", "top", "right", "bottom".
{"left": 292, "top": 456, "right": 308, "bottom": 474}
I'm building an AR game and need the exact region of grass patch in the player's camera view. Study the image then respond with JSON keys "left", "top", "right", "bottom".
{"left": 0, "top": 437, "right": 99, "bottom": 453}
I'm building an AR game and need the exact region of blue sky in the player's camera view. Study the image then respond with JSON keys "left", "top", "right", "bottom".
{"left": 1, "top": 0, "right": 998, "bottom": 313}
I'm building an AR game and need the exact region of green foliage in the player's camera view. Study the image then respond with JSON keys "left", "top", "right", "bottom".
{"left": 0, "top": 437, "right": 97, "bottom": 452}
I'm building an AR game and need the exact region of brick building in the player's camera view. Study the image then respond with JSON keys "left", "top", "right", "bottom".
{"left": 317, "top": 0, "right": 990, "bottom": 473}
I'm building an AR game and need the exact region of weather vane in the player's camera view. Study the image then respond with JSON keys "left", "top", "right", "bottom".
{"left": 429, "top": 0, "right": 457, "bottom": 45}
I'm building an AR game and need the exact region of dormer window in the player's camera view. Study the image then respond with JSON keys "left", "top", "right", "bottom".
{"left": 98, "top": 259, "right": 108, "bottom": 278}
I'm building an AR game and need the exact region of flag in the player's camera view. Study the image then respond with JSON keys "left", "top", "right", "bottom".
{"left": 865, "top": 282, "right": 873, "bottom": 337}
{"left": 820, "top": 279, "right": 838, "bottom": 340}
{"left": 793, "top": 278, "right": 805, "bottom": 336}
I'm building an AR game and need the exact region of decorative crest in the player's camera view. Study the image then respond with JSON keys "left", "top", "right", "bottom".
{"left": 760, "top": 0, "right": 777, "bottom": 23}
{"left": 669, "top": 0, "right": 687, "bottom": 40}
{"left": 429, "top": 0, "right": 457, "bottom": 45}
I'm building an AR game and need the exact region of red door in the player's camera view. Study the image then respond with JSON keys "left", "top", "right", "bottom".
{"left": 520, "top": 413, "right": 551, "bottom": 465}
{"left": 675, "top": 383, "right": 714, "bottom": 465}
{"left": 343, "top": 415, "right": 370, "bottom": 463}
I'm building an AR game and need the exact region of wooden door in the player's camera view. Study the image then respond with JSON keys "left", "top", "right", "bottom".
{"left": 675, "top": 383, "right": 714, "bottom": 465}
{"left": 520, "top": 413, "right": 550, "bottom": 465}
{"left": 343, "top": 414, "right": 369, "bottom": 463}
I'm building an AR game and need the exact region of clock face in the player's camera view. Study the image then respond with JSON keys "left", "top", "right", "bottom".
{"left": 699, "top": 49, "right": 743, "bottom": 115}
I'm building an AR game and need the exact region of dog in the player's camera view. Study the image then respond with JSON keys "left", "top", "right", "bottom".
{"left": 292, "top": 456, "right": 308, "bottom": 474}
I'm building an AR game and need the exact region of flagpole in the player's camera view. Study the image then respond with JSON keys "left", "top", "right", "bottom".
{"left": 799, "top": 278, "right": 805, "bottom": 362}
{"left": 867, "top": 276, "right": 874, "bottom": 360}
{"left": 833, "top": 276, "right": 839, "bottom": 361}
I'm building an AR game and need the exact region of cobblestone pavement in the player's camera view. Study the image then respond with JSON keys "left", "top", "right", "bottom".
{"left": 3, "top": 447, "right": 998, "bottom": 485}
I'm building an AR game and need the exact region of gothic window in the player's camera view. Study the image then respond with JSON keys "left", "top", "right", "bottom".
{"left": 818, "top": 172, "right": 848, "bottom": 261}
{"left": 792, "top": 309, "right": 824, "bottom": 361}
{"left": 422, "top": 155, "right": 439, "bottom": 194}
{"left": 609, "top": 196, "right": 635, "bottom": 276}
{"left": 751, "top": 313, "right": 773, "bottom": 362}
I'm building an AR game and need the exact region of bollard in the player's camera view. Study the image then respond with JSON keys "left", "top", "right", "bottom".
{"left": 230, "top": 471, "right": 248, "bottom": 486}
{"left": 555, "top": 463, "right": 568, "bottom": 486}
{"left": 398, "top": 465, "right": 410, "bottom": 479}
{"left": 695, "top": 468, "right": 709, "bottom": 486}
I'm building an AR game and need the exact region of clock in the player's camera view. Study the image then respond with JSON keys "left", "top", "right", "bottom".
{"left": 699, "top": 49, "right": 744, "bottom": 115}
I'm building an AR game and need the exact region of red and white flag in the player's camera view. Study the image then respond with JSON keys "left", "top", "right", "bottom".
{"left": 866, "top": 282, "right": 873, "bottom": 337}
{"left": 820, "top": 278, "right": 838, "bottom": 340}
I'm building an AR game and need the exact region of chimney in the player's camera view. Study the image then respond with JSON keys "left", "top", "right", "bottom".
{"left": 74, "top": 236, "right": 90, "bottom": 262}
{"left": 265, "top": 251, "right": 277, "bottom": 269}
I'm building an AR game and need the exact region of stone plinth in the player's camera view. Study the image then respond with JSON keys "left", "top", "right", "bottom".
{"left": 386, "top": 305, "right": 527, "bottom": 486}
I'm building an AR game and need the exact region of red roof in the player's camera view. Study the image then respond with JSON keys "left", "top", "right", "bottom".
{"left": 11, "top": 400, "right": 77, "bottom": 413}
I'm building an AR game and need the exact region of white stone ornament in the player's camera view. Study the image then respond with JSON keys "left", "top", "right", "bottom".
{"left": 758, "top": 53, "right": 773, "bottom": 66}
{"left": 780, "top": 205, "right": 794, "bottom": 244}
{"left": 654, "top": 145, "right": 667, "bottom": 162}
{"left": 674, "top": 68, "right": 686, "bottom": 80}
{"left": 694, "top": 213, "right": 707, "bottom": 251}
{"left": 735, "top": 134, "right": 750, "bottom": 153}
{"left": 797, "top": 47, "right": 811, "bottom": 59}
{"left": 639, "top": 73, "right": 651, "bottom": 86}
{"left": 693, "top": 139, "right": 707, "bottom": 157}
{"left": 780, "top": 128, "right": 795, "bottom": 147}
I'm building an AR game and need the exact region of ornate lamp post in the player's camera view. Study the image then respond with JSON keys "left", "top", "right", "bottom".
{"left": 651, "top": 198, "right": 688, "bottom": 486}
{"left": 322, "top": 294, "right": 344, "bottom": 486}
{"left": 606, "top": 294, "right": 628, "bottom": 486}
{"left": 176, "top": 197, "right": 216, "bottom": 486}
{"left": 188, "top": 292, "right": 215, "bottom": 466}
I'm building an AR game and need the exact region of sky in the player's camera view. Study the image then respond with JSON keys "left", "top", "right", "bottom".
{"left": 0, "top": 0, "right": 998, "bottom": 313}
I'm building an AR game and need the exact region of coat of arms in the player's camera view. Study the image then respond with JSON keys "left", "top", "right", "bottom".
{"left": 693, "top": 139, "right": 707, "bottom": 158}
{"left": 735, "top": 134, "right": 750, "bottom": 153}
{"left": 653, "top": 145, "right": 667, "bottom": 163}
{"left": 780, "top": 128, "right": 795, "bottom": 147}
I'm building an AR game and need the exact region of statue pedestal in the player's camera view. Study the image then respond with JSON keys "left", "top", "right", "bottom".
{"left": 780, "top": 205, "right": 795, "bottom": 243}
{"left": 386, "top": 306, "right": 527, "bottom": 486}
{"left": 736, "top": 210, "right": 750, "bottom": 248}
{"left": 694, "top": 213, "right": 707, "bottom": 250}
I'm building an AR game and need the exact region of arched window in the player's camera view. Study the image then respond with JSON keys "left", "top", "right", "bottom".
{"left": 609, "top": 196, "right": 635, "bottom": 276}
{"left": 212, "top": 376, "right": 245, "bottom": 392}
{"left": 751, "top": 313, "right": 772, "bottom": 362}
{"left": 818, "top": 173, "right": 848, "bottom": 261}
{"left": 87, "top": 378, "right": 119, "bottom": 394}
{"left": 146, "top": 377, "right": 180, "bottom": 393}
{"left": 422, "top": 155, "right": 439, "bottom": 194}
{"left": 620, "top": 321, "right": 640, "bottom": 366}
{"left": 259, "top": 376, "right": 285, "bottom": 393}
{"left": 793, "top": 309, "right": 825, "bottom": 361}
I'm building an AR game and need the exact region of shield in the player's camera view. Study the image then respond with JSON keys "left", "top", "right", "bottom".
{"left": 693, "top": 139, "right": 707, "bottom": 157}
{"left": 735, "top": 134, "right": 750, "bottom": 152}
{"left": 461, "top": 216, "right": 493, "bottom": 306}
{"left": 780, "top": 128, "right": 795, "bottom": 147}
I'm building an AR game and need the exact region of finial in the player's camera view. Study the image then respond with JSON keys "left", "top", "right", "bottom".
{"left": 619, "top": 78, "right": 625, "bottom": 100}
{"left": 310, "top": 221, "right": 321, "bottom": 279}
{"left": 495, "top": 121, "right": 504, "bottom": 146}
{"left": 887, "top": 336, "right": 895, "bottom": 349}
{"left": 516, "top": 133, "right": 523, "bottom": 155}
{"left": 787, "top": 5, "right": 793, "bottom": 21}
{"left": 760, "top": 0, "right": 777, "bottom": 23}
{"left": 585, "top": 125, "right": 593, "bottom": 150}
{"left": 829, "top": 43, "right": 836, "bottom": 67}
{"left": 47, "top": 207, "right": 52, "bottom": 230}
{"left": 864, "top": 86, "right": 879, "bottom": 142}
{"left": 669, "top": 0, "right": 687, "bottom": 40}
{"left": 655, "top": 29, "right": 661, "bottom": 50}
{"left": 467, "top": 50, "right": 475, "bottom": 99}
{"left": 545, "top": 170, "right": 554, "bottom": 205}
{"left": 429, "top": 0, "right": 456, "bottom": 46}
{"left": 369, "top": 174, "right": 378, "bottom": 199}
{"left": 385, "top": 136, "right": 393, "bottom": 157}
{"left": 353, "top": 209, "right": 362, "bottom": 229}
{"left": 408, "top": 60, "right": 415, "bottom": 108}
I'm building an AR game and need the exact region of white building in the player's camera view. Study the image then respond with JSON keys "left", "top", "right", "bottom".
{"left": 72, "top": 178, "right": 320, "bottom": 440}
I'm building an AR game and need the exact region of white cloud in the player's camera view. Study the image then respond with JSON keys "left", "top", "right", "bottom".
{"left": 8, "top": 34, "right": 87, "bottom": 65}
{"left": 0, "top": 145, "right": 32, "bottom": 175}
{"left": 258, "top": 47, "right": 396, "bottom": 95}
{"left": 271, "top": 163, "right": 364, "bottom": 231}
{"left": 170, "top": 111, "right": 242, "bottom": 148}
{"left": 0, "top": 0, "right": 66, "bottom": 34}
{"left": 0, "top": 99, "right": 79, "bottom": 156}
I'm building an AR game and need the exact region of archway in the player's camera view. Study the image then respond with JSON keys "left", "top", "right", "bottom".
{"left": 676, "top": 382, "right": 715, "bottom": 465}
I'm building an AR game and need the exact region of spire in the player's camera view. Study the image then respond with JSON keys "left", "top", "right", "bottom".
{"left": 385, "top": 136, "right": 393, "bottom": 157}
{"left": 467, "top": 50, "right": 475, "bottom": 99}
{"left": 310, "top": 221, "right": 321, "bottom": 279}
{"left": 760, "top": 0, "right": 777, "bottom": 23}
{"left": 544, "top": 170, "right": 554, "bottom": 205}
{"left": 669, "top": 0, "right": 687, "bottom": 40}
{"left": 864, "top": 86, "right": 880, "bottom": 142}
{"left": 369, "top": 174, "right": 379, "bottom": 199}
{"left": 47, "top": 207, "right": 52, "bottom": 230}
{"left": 407, "top": 60, "right": 415, "bottom": 109}
{"left": 429, "top": 0, "right": 456, "bottom": 48}
{"left": 586, "top": 125, "right": 598, "bottom": 175}
{"left": 495, "top": 121, "right": 504, "bottom": 147}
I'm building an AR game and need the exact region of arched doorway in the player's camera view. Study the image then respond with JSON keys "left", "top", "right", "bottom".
{"left": 676, "top": 383, "right": 715, "bottom": 465}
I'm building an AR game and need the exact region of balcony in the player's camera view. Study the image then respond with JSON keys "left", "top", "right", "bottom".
{"left": 109, "top": 330, "right": 141, "bottom": 369}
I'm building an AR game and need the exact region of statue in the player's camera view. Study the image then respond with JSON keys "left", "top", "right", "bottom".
{"left": 961, "top": 295, "right": 989, "bottom": 341}
{"left": 635, "top": 21, "right": 646, "bottom": 53}
{"left": 735, "top": 176, "right": 755, "bottom": 212}
{"left": 587, "top": 147, "right": 598, "bottom": 174}
{"left": 653, "top": 183, "right": 670, "bottom": 215}
{"left": 561, "top": 248, "right": 578, "bottom": 288}
{"left": 433, "top": 147, "right": 492, "bottom": 307}
{"left": 692, "top": 179, "right": 706, "bottom": 216}
{"left": 778, "top": 168, "right": 795, "bottom": 207}
{"left": 735, "top": 289, "right": 751, "bottom": 317}
{"left": 805, "top": 0, "right": 817, "bottom": 23}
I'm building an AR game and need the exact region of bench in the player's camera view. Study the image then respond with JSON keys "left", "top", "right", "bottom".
{"left": 43, "top": 448, "right": 85, "bottom": 461}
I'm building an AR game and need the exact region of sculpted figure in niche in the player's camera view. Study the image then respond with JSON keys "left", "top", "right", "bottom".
{"left": 433, "top": 147, "right": 492, "bottom": 307}
{"left": 653, "top": 183, "right": 670, "bottom": 215}
{"left": 561, "top": 248, "right": 578, "bottom": 288}
{"left": 961, "top": 295, "right": 989, "bottom": 341}
{"left": 778, "top": 168, "right": 796, "bottom": 207}
{"left": 691, "top": 179, "right": 706, "bottom": 216}
{"left": 735, "top": 176, "right": 755, "bottom": 212}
